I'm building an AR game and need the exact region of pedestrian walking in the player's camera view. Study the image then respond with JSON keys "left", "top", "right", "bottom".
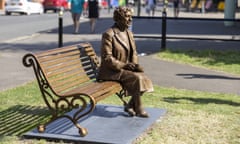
{"left": 111, "top": 0, "right": 119, "bottom": 8}
{"left": 83, "top": 0, "right": 88, "bottom": 17}
{"left": 173, "top": 0, "right": 180, "bottom": 18}
{"left": 88, "top": 0, "right": 99, "bottom": 33}
{"left": 68, "top": 0, "right": 85, "bottom": 34}
{"left": 126, "top": 0, "right": 134, "bottom": 31}
{"left": 145, "top": 0, "right": 156, "bottom": 17}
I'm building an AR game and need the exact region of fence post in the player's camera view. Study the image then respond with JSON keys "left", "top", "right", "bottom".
{"left": 161, "top": 0, "right": 168, "bottom": 51}
{"left": 58, "top": 7, "right": 63, "bottom": 47}
{"left": 137, "top": 0, "right": 141, "bottom": 16}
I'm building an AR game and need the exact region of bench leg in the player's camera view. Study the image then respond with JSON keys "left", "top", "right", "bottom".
{"left": 116, "top": 89, "right": 128, "bottom": 105}
{"left": 76, "top": 123, "right": 88, "bottom": 137}
{"left": 38, "top": 125, "right": 46, "bottom": 133}
{"left": 37, "top": 116, "right": 89, "bottom": 137}
{"left": 37, "top": 118, "right": 89, "bottom": 137}
{"left": 36, "top": 94, "right": 96, "bottom": 137}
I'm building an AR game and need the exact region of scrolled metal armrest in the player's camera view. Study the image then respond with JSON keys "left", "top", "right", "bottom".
{"left": 22, "top": 53, "right": 38, "bottom": 68}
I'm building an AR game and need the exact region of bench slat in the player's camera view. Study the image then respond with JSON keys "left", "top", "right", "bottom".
{"left": 94, "top": 86, "right": 122, "bottom": 101}
{"left": 46, "top": 64, "right": 84, "bottom": 77}
{"left": 35, "top": 43, "right": 91, "bottom": 57}
{"left": 39, "top": 54, "right": 81, "bottom": 69}
{"left": 51, "top": 72, "right": 89, "bottom": 90}
{"left": 44, "top": 59, "right": 82, "bottom": 72}
{"left": 55, "top": 76, "right": 91, "bottom": 93}
{"left": 62, "top": 81, "right": 122, "bottom": 102}
{"left": 43, "top": 56, "right": 93, "bottom": 77}
{"left": 93, "top": 84, "right": 122, "bottom": 101}
{"left": 37, "top": 49, "right": 81, "bottom": 63}
{"left": 48, "top": 69, "right": 85, "bottom": 84}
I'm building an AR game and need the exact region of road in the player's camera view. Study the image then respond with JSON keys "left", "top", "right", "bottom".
{"left": 0, "top": 12, "right": 74, "bottom": 42}
{"left": 1, "top": 7, "right": 239, "bottom": 43}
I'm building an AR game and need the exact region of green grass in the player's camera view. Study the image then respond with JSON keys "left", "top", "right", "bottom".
{"left": 157, "top": 49, "right": 240, "bottom": 76}
{"left": 0, "top": 82, "right": 239, "bottom": 144}
{"left": 0, "top": 49, "right": 240, "bottom": 144}
{"left": 138, "top": 87, "right": 240, "bottom": 144}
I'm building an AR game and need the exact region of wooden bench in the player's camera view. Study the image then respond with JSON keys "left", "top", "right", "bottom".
{"left": 22, "top": 43, "right": 126, "bottom": 137}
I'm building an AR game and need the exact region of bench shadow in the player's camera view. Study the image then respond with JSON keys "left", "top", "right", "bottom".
{"left": 22, "top": 105, "right": 127, "bottom": 139}
{"left": 0, "top": 104, "right": 126, "bottom": 138}
{"left": 163, "top": 97, "right": 240, "bottom": 106}
{"left": 0, "top": 105, "right": 50, "bottom": 136}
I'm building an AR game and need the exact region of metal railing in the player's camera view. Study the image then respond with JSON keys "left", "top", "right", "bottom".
{"left": 133, "top": 14, "right": 240, "bottom": 51}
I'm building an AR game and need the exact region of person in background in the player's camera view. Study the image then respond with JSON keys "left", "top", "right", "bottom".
{"left": 127, "top": 0, "right": 134, "bottom": 31}
{"left": 145, "top": 0, "right": 156, "bottom": 16}
{"left": 68, "top": 0, "right": 85, "bottom": 34}
{"left": 111, "top": 0, "right": 119, "bottom": 8}
{"left": 119, "top": 0, "right": 126, "bottom": 6}
{"left": 97, "top": 6, "right": 154, "bottom": 118}
{"left": 173, "top": 0, "right": 180, "bottom": 18}
{"left": 88, "top": 0, "right": 99, "bottom": 33}
{"left": 83, "top": 0, "right": 88, "bottom": 17}
{"left": 107, "top": 0, "right": 111, "bottom": 13}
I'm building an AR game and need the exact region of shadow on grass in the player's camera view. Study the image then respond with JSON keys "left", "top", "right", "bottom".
{"left": 0, "top": 105, "right": 50, "bottom": 136}
{"left": 176, "top": 73, "right": 240, "bottom": 80}
{"left": 163, "top": 97, "right": 240, "bottom": 106}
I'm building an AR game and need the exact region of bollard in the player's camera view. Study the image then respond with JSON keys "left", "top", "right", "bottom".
{"left": 161, "top": 0, "right": 168, "bottom": 51}
{"left": 224, "top": 0, "right": 236, "bottom": 26}
{"left": 58, "top": 7, "right": 64, "bottom": 47}
{"left": 161, "top": 11, "right": 166, "bottom": 50}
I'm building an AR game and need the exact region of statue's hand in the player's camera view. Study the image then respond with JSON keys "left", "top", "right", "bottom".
{"left": 123, "top": 63, "right": 136, "bottom": 71}
{"left": 134, "top": 64, "right": 144, "bottom": 72}
{"left": 123, "top": 63, "right": 144, "bottom": 72}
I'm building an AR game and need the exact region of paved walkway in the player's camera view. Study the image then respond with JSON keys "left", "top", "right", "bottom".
{"left": 0, "top": 8, "right": 239, "bottom": 95}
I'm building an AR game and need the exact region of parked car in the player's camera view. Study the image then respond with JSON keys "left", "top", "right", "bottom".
{"left": 5, "top": 0, "right": 44, "bottom": 15}
{"left": 99, "top": 0, "right": 108, "bottom": 9}
{"left": 42, "top": 0, "right": 68, "bottom": 13}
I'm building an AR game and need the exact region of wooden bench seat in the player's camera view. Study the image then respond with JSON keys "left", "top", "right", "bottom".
{"left": 22, "top": 43, "right": 126, "bottom": 137}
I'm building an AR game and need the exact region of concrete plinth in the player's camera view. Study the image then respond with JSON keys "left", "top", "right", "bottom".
{"left": 23, "top": 104, "right": 167, "bottom": 144}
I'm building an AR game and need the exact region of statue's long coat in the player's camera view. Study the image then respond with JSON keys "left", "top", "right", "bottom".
{"left": 97, "top": 24, "right": 153, "bottom": 96}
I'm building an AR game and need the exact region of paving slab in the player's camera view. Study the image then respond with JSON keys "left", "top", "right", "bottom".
{"left": 23, "top": 104, "right": 166, "bottom": 144}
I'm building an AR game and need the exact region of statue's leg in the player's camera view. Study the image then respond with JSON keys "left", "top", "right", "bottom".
{"left": 124, "top": 97, "right": 136, "bottom": 116}
{"left": 133, "top": 93, "right": 149, "bottom": 118}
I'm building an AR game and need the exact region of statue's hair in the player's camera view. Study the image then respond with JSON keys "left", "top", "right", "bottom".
{"left": 113, "top": 6, "right": 131, "bottom": 22}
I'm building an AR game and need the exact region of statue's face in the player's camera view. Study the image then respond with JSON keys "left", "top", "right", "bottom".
{"left": 122, "top": 11, "right": 132, "bottom": 28}
{"left": 115, "top": 8, "right": 132, "bottom": 30}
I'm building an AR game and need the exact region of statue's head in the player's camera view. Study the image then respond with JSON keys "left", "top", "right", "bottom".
{"left": 113, "top": 6, "right": 133, "bottom": 30}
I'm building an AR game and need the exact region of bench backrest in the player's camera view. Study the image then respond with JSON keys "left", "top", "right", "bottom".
{"left": 34, "top": 43, "right": 100, "bottom": 95}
